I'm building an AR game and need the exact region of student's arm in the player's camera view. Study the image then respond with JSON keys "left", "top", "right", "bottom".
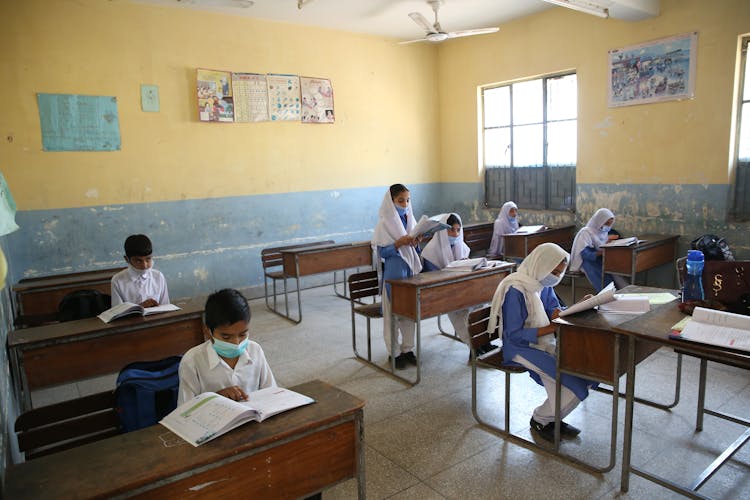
{"left": 255, "top": 345, "right": 277, "bottom": 390}
{"left": 581, "top": 245, "right": 602, "bottom": 260}
{"left": 177, "top": 360, "right": 202, "bottom": 405}
{"left": 110, "top": 280, "right": 124, "bottom": 306}
{"left": 422, "top": 259, "right": 440, "bottom": 272}
{"left": 158, "top": 272, "right": 170, "bottom": 305}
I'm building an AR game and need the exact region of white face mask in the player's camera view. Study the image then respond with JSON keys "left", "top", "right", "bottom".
{"left": 129, "top": 264, "right": 151, "bottom": 278}
{"left": 539, "top": 273, "right": 562, "bottom": 288}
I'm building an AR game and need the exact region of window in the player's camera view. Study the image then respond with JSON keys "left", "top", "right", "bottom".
{"left": 482, "top": 73, "right": 577, "bottom": 211}
{"left": 732, "top": 36, "right": 750, "bottom": 219}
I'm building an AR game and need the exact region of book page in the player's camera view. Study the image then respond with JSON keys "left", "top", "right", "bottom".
{"left": 598, "top": 295, "right": 650, "bottom": 314}
{"left": 443, "top": 257, "right": 487, "bottom": 272}
{"left": 678, "top": 320, "right": 750, "bottom": 352}
{"left": 143, "top": 303, "right": 181, "bottom": 316}
{"left": 515, "top": 225, "right": 545, "bottom": 234}
{"left": 409, "top": 215, "right": 450, "bottom": 238}
{"left": 97, "top": 302, "right": 142, "bottom": 323}
{"left": 240, "top": 387, "right": 315, "bottom": 422}
{"left": 692, "top": 307, "right": 750, "bottom": 331}
{"left": 558, "top": 282, "right": 616, "bottom": 317}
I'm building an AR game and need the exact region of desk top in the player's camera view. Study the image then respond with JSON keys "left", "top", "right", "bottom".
{"left": 602, "top": 234, "right": 679, "bottom": 251}
{"left": 280, "top": 240, "right": 371, "bottom": 255}
{"left": 504, "top": 224, "right": 575, "bottom": 237}
{"left": 13, "top": 267, "right": 125, "bottom": 293}
{"left": 387, "top": 262, "right": 515, "bottom": 289}
{"left": 8, "top": 297, "right": 204, "bottom": 348}
{"left": 3, "top": 380, "right": 364, "bottom": 500}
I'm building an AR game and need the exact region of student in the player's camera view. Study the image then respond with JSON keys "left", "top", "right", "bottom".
{"left": 488, "top": 201, "right": 519, "bottom": 257}
{"left": 178, "top": 288, "right": 276, "bottom": 404}
{"left": 111, "top": 234, "right": 170, "bottom": 307}
{"left": 488, "top": 243, "right": 596, "bottom": 442}
{"left": 421, "top": 212, "right": 493, "bottom": 359}
{"left": 569, "top": 208, "right": 627, "bottom": 292}
{"left": 371, "top": 184, "right": 422, "bottom": 370}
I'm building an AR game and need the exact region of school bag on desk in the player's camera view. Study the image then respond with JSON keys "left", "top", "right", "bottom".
{"left": 115, "top": 356, "right": 181, "bottom": 432}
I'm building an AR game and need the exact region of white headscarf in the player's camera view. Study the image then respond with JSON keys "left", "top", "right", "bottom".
{"left": 569, "top": 208, "right": 615, "bottom": 272}
{"left": 371, "top": 188, "right": 422, "bottom": 275}
{"left": 487, "top": 242, "right": 569, "bottom": 334}
{"left": 420, "top": 213, "right": 471, "bottom": 269}
{"left": 488, "top": 201, "right": 519, "bottom": 256}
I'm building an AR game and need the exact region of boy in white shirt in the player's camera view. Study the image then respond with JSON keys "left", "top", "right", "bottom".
{"left": 110, "top": 234, "right": 170, "bottom": 307}
{"left": 178, "top": 288, "right": 276, "bottom": 405}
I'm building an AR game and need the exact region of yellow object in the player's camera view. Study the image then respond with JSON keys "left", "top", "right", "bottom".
{"left": 0, "top": 246, "right": 6, "bottom": 289}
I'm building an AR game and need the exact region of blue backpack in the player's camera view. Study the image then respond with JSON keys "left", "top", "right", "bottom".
{"left": 115, "top": 356, "right": 181, "bottom": 433}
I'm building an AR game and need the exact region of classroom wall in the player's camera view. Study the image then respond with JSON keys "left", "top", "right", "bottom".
{"left": 437, "top": 0, "right": 750, "bottom": 258}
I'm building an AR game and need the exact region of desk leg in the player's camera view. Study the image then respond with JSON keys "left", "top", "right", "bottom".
{"left": 621, "top": 335, "right": 637, "bottom": 493}
{"left": 356, "top": 413, "right": 366, "bottom": 500}
{"left": 11, "top": 347, "right": 31, "bottom": 411}
{"left": 696, "top": 358, "right": 707, "bottom": 431}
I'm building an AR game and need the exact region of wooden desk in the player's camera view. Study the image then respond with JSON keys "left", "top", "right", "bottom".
{"left": 385, "top": 263, "right": 515, "bottom": 385}
{"left": 9, "top": 298, "right": 205, "bottom": 410}
{"left": 614, "top": 302, "right": 750, "bottom": 497}
{"left": 503, "top": 225, "right": 575, "bottom": 260}
{"left": 462, "top": 222, "right": 494, "bottom": 256}
{"left": 601, "top": 234, "right": 679, "bottom": 287}
{"left": 12, "top": 267, "right": 125, "bottom": 327}
{"left": 4, "top": 380, "right": 366, "bottom": 499}
{"left": 278, "top": 241, "right": 373, "bottom": 323}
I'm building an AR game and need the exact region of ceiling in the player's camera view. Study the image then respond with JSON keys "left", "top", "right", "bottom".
{"left": 129, "top": 0, "right": 554, "bottom": 41}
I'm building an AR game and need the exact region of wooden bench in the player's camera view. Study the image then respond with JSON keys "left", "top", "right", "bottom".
{"left": 463, "top": 222, "right": 494, "bottom": 257}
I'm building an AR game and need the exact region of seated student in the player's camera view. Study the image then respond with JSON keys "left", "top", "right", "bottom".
{"left": 488, "top": 201, "right": 519, "bottom": 257}
{"left": 178, "top": 288, "right": 276, "bottom": 404}
{"left": 569, "top": 208, "right": 628, "bottom": 292}
{"left": 488, "top": 243, "right": 596, "bottom": 442}
{"left": 422, "top": 212, "right": 493, "bottom": 359}
{"left": 111, "top": 234, "right": 170, "bottom": 307}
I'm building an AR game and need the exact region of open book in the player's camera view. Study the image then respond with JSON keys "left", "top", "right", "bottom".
{"left": 443, "top": 257, "right": 487, "bottom": 272}
{"left": 600, "top": 236, "right": 646, "bottom": 247}
{"left": 558, "top": 283, "right": 616, "bottom": 317}
{"left": 97, "top": 302, "right": 181, "bottom": 323}
{"left": 598, "top": 294, "right": 650, "bottom": 314}
{"left": 160, "top": 387, "right": 316, "bottom": 447}
{"left": 514, "top": 224, "right": 546, "bottom": 235}
{"left": 670, "top": 307, "right": 750, "bottom": 353}
{"left": 410, "top": 215, "right": 451, "bottom": 239}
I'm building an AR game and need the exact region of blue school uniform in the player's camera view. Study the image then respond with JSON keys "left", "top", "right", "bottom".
{"left": 501, "top": 286, "right": 594, "bottom": 401}
{"left": 378, "top": 212, "right": 420, "bottom": 299}
{"left": 580, "top": 246, "right": 614, "bottom": 292}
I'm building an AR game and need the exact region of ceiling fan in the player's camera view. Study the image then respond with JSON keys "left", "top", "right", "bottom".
{"left": 400, "top": 0, "right": 499, "bottom": 45}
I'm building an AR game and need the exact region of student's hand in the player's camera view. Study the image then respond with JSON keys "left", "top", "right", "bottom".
{"left": 140, "top": 298, "right": 159, "bottom": 308}
{"left": 580, "top": 294, "right": 594, "bottom": 302}
{"left": 607, "top": 234, "right": 619, "bottom": 241}
{"left": 550, "top": 308, "right": 561, "bottom": 320}
{"left": 218, "top": 386, "right": 249, "bottom": 401}
{"left": 414, "top": 234, "right": 424, "bottom": 244}
{"left": 395, "top": 235, "right": 415, "bottom": 248}
{"left": 537, "top": 323, "right": 556, "bottom": 336}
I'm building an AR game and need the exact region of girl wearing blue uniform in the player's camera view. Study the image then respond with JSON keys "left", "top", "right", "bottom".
{"left": 372, "top": 184, "right": 422, "bottom": 370}
{"left": 488, "top": 201, "right": 519, "bottom": 257}
{"left": 570, "top": 208, "right": 627, "bottom": 292}
{"left": 488, "top": 243, "right": 596, "bottom": 442}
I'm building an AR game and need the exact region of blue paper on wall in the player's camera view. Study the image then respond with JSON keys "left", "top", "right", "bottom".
{"left": 37, "top": 93, "right": 121, "bottom": 151}
{"left": 0, "top": 170, "right": 18, "bottom": 236}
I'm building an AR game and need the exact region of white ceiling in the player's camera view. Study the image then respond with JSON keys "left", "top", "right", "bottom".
{"left": 129, "top": 0, "right": 553, "bottom": 41}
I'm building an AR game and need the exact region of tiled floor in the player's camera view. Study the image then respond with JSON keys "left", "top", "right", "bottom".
{"left": 32, "top": 281, "right": 750, "bottom": 499}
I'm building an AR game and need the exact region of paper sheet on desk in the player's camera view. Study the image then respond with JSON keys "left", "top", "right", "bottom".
{"left": 673, "top": 307, "right": 750, "bottom": 352}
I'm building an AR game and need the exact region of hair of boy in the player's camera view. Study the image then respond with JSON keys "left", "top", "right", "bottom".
{"left": 446, "top": 214, "right": 460, "bottom": 227}
{"left": 124, "top": 234, "right": 153, "bottom": 258}
{"left": 389, "top": 183, "right": 409, "bottom": 199}
{"left": 204, "top": 288, "right": 251, "bottom": 332}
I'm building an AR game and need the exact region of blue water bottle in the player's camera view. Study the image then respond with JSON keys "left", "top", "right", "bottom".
{"left": 682, "top": 249, "right": 705, "bottom": 302}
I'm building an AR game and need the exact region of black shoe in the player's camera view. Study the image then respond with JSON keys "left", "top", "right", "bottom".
{"left": 402, "top": 351, "right": 417, "bottom": 366}
{"left": 560, "top": 421, "right": 581, "bottom": 437}
{"left": 479, "top": 342, "right": 496, "bottom": 355}
{"left": 389, "top": 355, "right": 407, "bottom": 370}
{"left": 529, "top": 418, "right": 555, "bottom": 443}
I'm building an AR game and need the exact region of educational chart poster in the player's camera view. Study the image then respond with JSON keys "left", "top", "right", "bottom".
{"left": 608, "top": 32, "right": 697, "bottom": 108}
{"left": 300, "top": 77, "right": 334, "bottom": 124}
{"left": 231, "top": 73, "right": 269, "bottom": 122}
{"left": 197, "top": 69, "right": 235, "bottom": 122}
{"left": 37, "top": 94, "right": 121, "bottom": 151}
{"left": 266, "top": 74, "right": 301, "bottom": 121}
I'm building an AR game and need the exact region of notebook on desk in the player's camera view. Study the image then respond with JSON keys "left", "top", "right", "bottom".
{"left": 514, "top": 225, "right": 545, "bottom": 234}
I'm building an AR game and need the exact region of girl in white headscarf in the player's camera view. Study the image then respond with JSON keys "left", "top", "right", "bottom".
{"left": 487, "top": 242, "right": 596, "bottom": 442}
{"left": 372, "top": 184, "right": 422, "bottom": 369}
{"left": 569, "top": 208, "right": 626, "bottom": 292}
{"left": 488, "top": 201, "right": 519, "bottom": 257}
{"left": 422, "top": 213, "right": 489, "bottom": 357}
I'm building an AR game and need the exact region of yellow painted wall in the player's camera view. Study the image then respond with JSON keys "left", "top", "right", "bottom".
{"left": 438, "top": 0, "right": 750, "bottom": 185}
{"left": 0, "top": 0, "right": 439, "bottom": 210}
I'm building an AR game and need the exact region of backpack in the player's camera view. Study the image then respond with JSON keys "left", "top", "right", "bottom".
{"left": 691, "top": 234, "right": 735, "bottom": 262}
{"left": 115, "top": 356, "right": 181, "bottom": 433}
{"left": 58, "top": 289, "right": 111, "bottom": 322}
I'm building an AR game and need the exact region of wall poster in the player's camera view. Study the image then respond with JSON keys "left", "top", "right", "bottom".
{"left": 197, "top": 69, "right": 234, "bottom": 122}
{"left": 300, "top": 77, "right": 334, "bottom": 124}
{"left": 37, "top": 93, "right": 121, "bottom": 151}
{"left": 266, "top": 74, "right": 301, "bottom": 121}
{"left": 231, "top": 73, "right": 269, "bottom": 122}
{"left": 608, "top": 32, "right": 697, "bottom": 108}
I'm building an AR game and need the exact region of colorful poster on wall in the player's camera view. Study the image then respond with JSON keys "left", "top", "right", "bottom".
{"left": 231, "top": 73, "right": 269, "bottom": 122}
{"left": 300, "top": 77, "right": 334, "bottom": 124}
{"left": 266, "top": 74, "right": 301, "bottom": 121}
{"left": 608, "top": 32, "right": 697, "bottom": 108}
{"left": 197, "top": 69, "right": 234, "bottom": 122}
{"left": 37, "top": 94, "right": 121, "bottom": 151}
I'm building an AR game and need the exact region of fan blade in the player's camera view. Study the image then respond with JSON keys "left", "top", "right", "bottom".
{"left": 447, "top": 27, "right": 499, "bottom": 39}
{"left": 408, "top": 12, "right": 435, "bottom": 33}
{"left": 398, "top": 38, "right": 430, "bottom": 45}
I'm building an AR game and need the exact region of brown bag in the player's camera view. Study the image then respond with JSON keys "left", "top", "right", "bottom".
{"left": 700, "top": 261, "right": 750, "bottom": 315}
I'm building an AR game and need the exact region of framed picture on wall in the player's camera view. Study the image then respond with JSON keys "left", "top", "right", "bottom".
{"left": 608, "top": 32, "right": 697, "bottom": 108}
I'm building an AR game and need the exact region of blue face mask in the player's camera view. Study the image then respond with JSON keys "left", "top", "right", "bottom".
{"left": 539, "top": 273, "right": 562, "bottom": 288}
{"left": 448, "top": 235, "right": 459, "bottom": 246}
{"left": 394, "top": 204, "right": 408, "bottom": 217}
{"left": 508, "top": 216, "right": 517, "bottom": 224}
{"left": 601, "top": 225, "right": 612, "bottom": 234}
{"left": 211, "top": 335, "right": 249, "bottom": 359}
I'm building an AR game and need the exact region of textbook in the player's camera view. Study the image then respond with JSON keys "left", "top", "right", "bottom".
{"left": 409, "top": 215, "right": 451, "bottom": 239}
{"left": 598, "top": 294, "right": 650, "bottom": 314}
{"left": 558, "top": 282, "right": 616, "bottom": 317}
{"left": 160, "top": 387, "right": 316, "bottom": 447}
{"left": 514, "top": 224, "right": 546, "bottom": 234}
{"left": 97, "top": 302, "right": 181, "bottom": 323}
{"left": 669, "top": 307, "right": 750, "bottom": 353}
{"left": 443, "top": 257, "right": 488, "bottom": 272}
{"left": 600, "top": 237, "right": 646, "bottom": 247}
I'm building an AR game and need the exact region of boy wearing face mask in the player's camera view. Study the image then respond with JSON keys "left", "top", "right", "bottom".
{"left": 569, "top": 208, "right": 627, "bottom": 292}
{"left": 487, "top": 243, "right": 596, "bottom": 442}
{"left": 177, "top": 288, "right": 276, "bottom": 405}
{"left": 110, "top": 234, "right": 170, "bottom": 307}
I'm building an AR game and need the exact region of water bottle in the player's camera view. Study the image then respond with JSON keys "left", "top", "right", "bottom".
{"left": 682, "top": 249, "right": 704, "bottom": 302}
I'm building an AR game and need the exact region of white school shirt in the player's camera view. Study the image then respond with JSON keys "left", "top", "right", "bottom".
{"left": 177, "top": 339, "right": 277, "bottom": 405}
{"left": 110, "top": 267, "right": 170, "bottom": 306}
